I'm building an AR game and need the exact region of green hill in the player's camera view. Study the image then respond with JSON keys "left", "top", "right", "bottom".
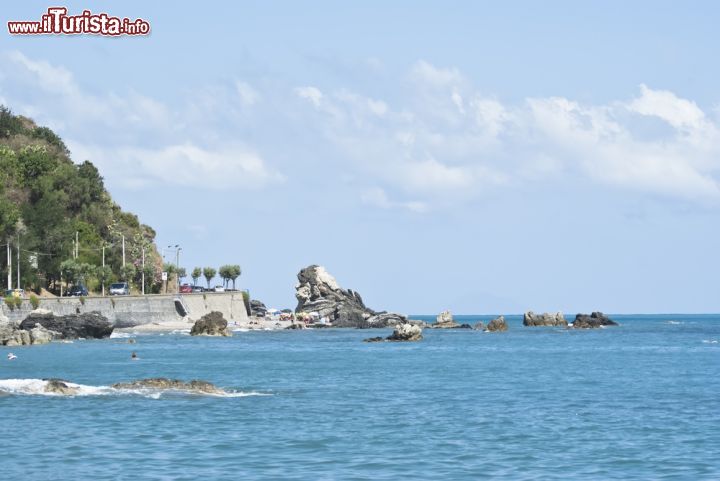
{"left": 0, "top": 106, "right": 163, "bottom": 294}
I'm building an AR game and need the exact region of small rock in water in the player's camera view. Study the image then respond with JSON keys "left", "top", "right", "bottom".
{"left": 523, "top": 311, "right": 567, "bottom": 327}
{"left": 432, "top": 310, "right": 460, "bottom": 328}
{"left": 190, "top": 311, "right": 232, "bottom": 336}
{"left": 111, "top": 378, "right": 225, "bottom": 395}
{"left": 44, "top": 379, "right": 78, "bottom": 395}
{"left": 486, "top": 316, "right": 508, "bottom": 332}
{"left": 573, "top": 312, "right": 618, "bottom": 328}
{"left": 364, "top": 323, "right": 423, "bottom": 342}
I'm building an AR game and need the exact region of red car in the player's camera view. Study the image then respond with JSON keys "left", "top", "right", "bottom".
{"left": 179, "top": 284, "right": 193, "bottom": 293}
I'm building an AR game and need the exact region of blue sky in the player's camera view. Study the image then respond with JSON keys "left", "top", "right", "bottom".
{"left": 2, "top": 1, "right": 719, "bottom": 314}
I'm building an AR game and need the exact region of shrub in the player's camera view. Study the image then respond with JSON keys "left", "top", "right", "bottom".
{"left": 29, "top": 294, "right": 40, "bottom": 309}
{"left": 110, "top": 298, "right": 116, "bottom": 308}
{"left": 79, "top": 296, "right": 86, "bottom": 305}
{"left": 13, "top": 296, "right": 23, "bottom": 310}
{"left": 4, "top": 295, "right": 15, "bottom": 311}
{"left": 242, "top": 290, "right": 251, "bottom": 316}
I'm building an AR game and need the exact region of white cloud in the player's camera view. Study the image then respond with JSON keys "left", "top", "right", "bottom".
{"left": 294, "top": 61, "right": 720, "bottom": 205}
{"left": 628, "top": 84, "right": 707, "bottom": 131}
{"left": 235, "top": 81, "right": 260, "bottom": 106}
{"left": 295, "top": 86, "right": 323, "bottom": 108}
{"left": 360, "top": 187, "right": 426, "bottom": 213}
{"left": 68, "top": 141, "right": 284, "bottom": 190}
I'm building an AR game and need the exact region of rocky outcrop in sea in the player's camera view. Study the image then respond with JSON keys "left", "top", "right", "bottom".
{"left": 523, "top": 311, "right": 567, "bottom": 327}
{"left": 1, "top": 311, "right": 59, "bottom": 346}
{"left": 295, "top": 265, "right": 408, "bottom": 328}
{"left": 19, "top": 309, "right": 113, "bottom": 339}
{"left": 364, "top": 323, "right": 423, "bottom": 342}
{"left": 486, "top": 316, "right": 508, "bottom": 332}
{"left": 573, "top": 312, "right": 618, "bottom": 328}
{"left": 111, "top": 378, "right": 226, "bottom": 395}
{"left": 190, "top": 311, "right": 231, "bottom": 336}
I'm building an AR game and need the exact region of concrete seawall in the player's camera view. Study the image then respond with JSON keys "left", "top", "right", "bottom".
{"left": 0, "top": 292, "right": 250, "bottom": 327}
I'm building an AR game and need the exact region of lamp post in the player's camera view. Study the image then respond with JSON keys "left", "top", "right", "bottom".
{"left": 167, "top": 244, "right": 181, "bottom": 293}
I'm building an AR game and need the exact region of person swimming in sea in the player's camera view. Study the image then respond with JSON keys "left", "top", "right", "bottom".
{"left": 131, "top": 352, "right": 138, "bottom": 360}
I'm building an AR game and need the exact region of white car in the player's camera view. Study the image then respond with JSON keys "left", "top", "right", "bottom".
{"left": 213, "top": 285, "right": 225, "bottom": 293}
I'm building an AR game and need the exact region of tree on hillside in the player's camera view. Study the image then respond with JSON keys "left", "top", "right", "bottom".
{"left": 163, "top": 262, "right": 177, "bottom": 293}
{"left": 60, "top": 259, "right": 79, "bottom": 290}
{"left": 202, "top": 267, "right": 216, "bottom": 288}
{"left": 191, "top": 267, "right": 201, "bottom": 286}
{"left": 96, "top": 265, "right": 113, "bottom": 294}
{"left": 119, "top": 264, "right": 136, "bottom": 283}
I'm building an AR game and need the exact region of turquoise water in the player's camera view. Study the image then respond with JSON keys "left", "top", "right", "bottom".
{"left": 1, "top": 314, "right": 718, "bottom": 480}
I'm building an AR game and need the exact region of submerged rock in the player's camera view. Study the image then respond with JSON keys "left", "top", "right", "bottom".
{"left": 486, "top": 316, "right": 508, "bottom": 332}
{"left": 44, "top": 379, "right": 78, "bottom": 396}
{"left": 190, "top": 311, "right": 231, "bottom": 336}
{"left": 573, "top": 312, "right": 618, "bottom": 328}
{"left": 523, "top": 311, "right": 567, "bottom": 327}
{"left": 20, "top": 311, "right": 113, "bottom": 339}
{"left": 294, "top": 265, "right": 407, "bottom": 328}
{"left": 111, "top": 378, "right": 225, "bottom": 395}
{"left": 364, "top": 323, "right": 423, "bottom": 342}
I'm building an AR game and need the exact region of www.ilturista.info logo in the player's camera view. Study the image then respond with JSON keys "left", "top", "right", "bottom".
{"left": 8, "top": 7, "right": 150, "bottom": 36}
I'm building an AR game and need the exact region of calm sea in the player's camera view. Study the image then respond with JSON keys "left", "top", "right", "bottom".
{"left": 1, "top": 314, "right": 718, "bottom": 480}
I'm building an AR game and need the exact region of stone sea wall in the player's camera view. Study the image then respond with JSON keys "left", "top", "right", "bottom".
{"left": 0, "top": 292, "right": 249, "bottom": 327}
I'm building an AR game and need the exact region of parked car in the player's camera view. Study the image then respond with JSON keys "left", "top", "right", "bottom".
{"left": 179, "top": 284, "right": 193, "bottom": 293}
{"left": 68, "top": 285, "right": 89, "bottom": 297}
{"left": 191, "top": 285, "right": 204, "bottom": 293}
{"left": 4, "top": 289, "right": 26, "bottom": 299}
{"left": 109, "top": 282, "right": 129, "bottom": 296}
{"left": 213, "top": 286, "right": 225, "bottom": 293}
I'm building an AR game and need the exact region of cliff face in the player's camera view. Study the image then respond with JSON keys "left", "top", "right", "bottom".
{"left": 294, "top": 265, "right": 407, "bottom": 328}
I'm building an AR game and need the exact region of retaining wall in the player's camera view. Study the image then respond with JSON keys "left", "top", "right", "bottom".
{"left": 0, "top": 292, "right": 250, "bottom": 327}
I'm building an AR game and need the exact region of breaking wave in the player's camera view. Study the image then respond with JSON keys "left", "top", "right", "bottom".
{"left": 0, "top": 379, "right": 269, "bottom": 398}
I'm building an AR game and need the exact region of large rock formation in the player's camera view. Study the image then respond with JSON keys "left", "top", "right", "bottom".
{"left": 1, "top": 310, "right": 59, "bottom": 346}
{"left": 19, "top": 311, "right": 113, "bottom": 339}
{"left": 190, "top": 311, "right": 231, "bottom": 336}
{"left": 250, "top": 299, "right": 268, "bottom": 317}
{"left": 523, "top": 311, "right": 567, "bottom": 327}
{"left": 573, "top": 312, "right": 618, "bottom": 329}
{"left": 486, "top": 316, "right": 508, "bottom": 332}
{"left": 364, "top": 323, "right": 423, "bottom": 342}
{"left": 111, "top": 378, "right": 225, "bottom": 395}
{"left": 295, "top": 265, "right": 407, "bottom": 328}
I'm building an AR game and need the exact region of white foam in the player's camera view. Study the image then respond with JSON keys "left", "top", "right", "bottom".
{"left": 110, "top": 332, "right": 135, "bottom": 339}
{"left": 0, "top": 378, "right": 271, "bottom": 398}
{"left": 702, "top": 339, "right": 718, "bottom": 344}
{"left": 666, "top": 320, "right": 683, "bottom": 325}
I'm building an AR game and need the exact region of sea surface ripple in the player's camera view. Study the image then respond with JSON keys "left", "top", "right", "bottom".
{"left": 1, "top": 314, "right": 718, "bottom": 480}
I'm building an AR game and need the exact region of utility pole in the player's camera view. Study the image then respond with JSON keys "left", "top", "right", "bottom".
{"left": 75, "top": 231, "right": 79, "bottom": 259}
{"left": 176, "top": 247, "right": 181, "bottom": 293}
{"left": 122, "top": 234, "right": 126, "bottom": 266}
{"left": 101, "top": 244, "right": 105, "bottom": 296}
{"left": 16, "top": 234, "right": 20, "bottom": 290}
{"left": 7, "top": 241, "right": 11, "bottom": 290}
{"left": 6, "top": 242, "right": 11, "bottom": 290}
{"left": 141, "top": 246, "right": 145, "bottom": 295}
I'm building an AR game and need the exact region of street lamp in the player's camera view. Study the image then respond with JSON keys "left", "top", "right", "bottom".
{"left": 167, "top": 244, "right": 181, "bottom": 293}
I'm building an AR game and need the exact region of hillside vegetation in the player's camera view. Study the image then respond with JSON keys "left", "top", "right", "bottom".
{"left": 0, "top": 106, "right": 163, "bottom": 294}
